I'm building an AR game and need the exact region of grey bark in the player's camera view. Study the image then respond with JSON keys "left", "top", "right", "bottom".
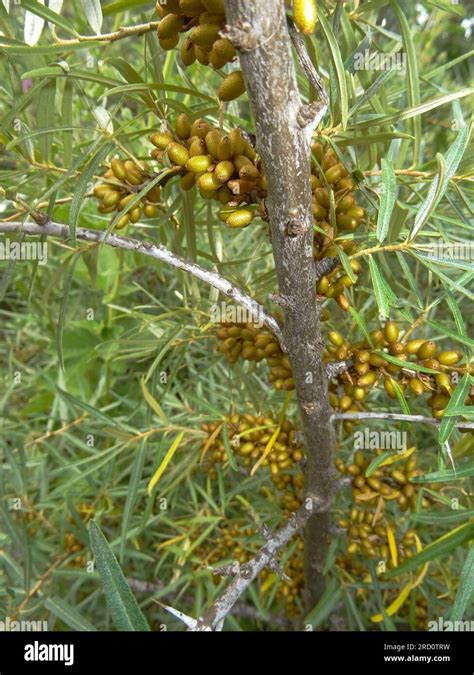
{"left": 223, "top": 0, "right": 336, "bottom": 610}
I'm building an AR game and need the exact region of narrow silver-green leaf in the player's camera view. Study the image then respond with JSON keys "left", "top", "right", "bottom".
{"left": 451, "top": 546, "right": 474, "bottom": 621}
{"left": 317, "top": 9, "right": 348, "bottom": 129}
{"left": 21, "top": 0, "right": 76, "bottom": 35}
{"left": 368, "top": 255, "right": 389, "bottom": 318}
{"left": 438, "top": 375, "right": 472, "bottom": 445}
{"left": 24, "top": 0, "right": 45, "bottom": 46}
{"left": 80, "top": 0, "right": 102, "bottom": 34}
{"left": 89, "top": 521, "right": 150, "bottom": 631}
{"left": 410, "top": 124, "right": 470, "bottom": 240}
{"left": 376, "top": 158, "right": 397, "bottom": 243}
{"left": 45, "top": 597, "right": 97, "bottom": 631}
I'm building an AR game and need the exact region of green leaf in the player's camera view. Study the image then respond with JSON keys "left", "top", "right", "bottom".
{"left": 45, "top": 597, "right": 97, "bottom": 631}
{"left": 55, "top": 386, "right": 119, "bottom": 428}
{"left": 61, "top": 78, "right": 73, "bottom": 166}
{"left": 69, "top": 143, "right": 112, "bottom": 244}
{"left": 349, "top": 88, "right": 472, "bottom": 130}
{"left": 439, "top": 375, "right": 472, "bottom": 445}
{"left": 103, "top": 0, "right": 151, "bottom": 14}
{"left": 424, "top": 0, "right": 466, "bottom": 16}
{"left": 392, "top": 378, "right": 411, "bottom": 415}
{"left": 373, "top": 351, "right": 439, "bottom": 374}
{"left": 411, "top": 510, "right": 474, "bottom": 526}
{"left": 304, "top": 578, "right": 342, "bottom": 628}
{"left": 348, "top": 306, "right": 374, "bottom": 347}
{"left": 21, "top": 0, "right": 77, "bottom": 35}
{"left": 410, "top": 124, "right": 470, "bottom": 239}
{"left": 37, "top": 78, "right": 56, "bottom": 161}
{"left": 410, "top": 461, "right": 474, "bottom": 484}
{"left": 368, "top": 255, "right": 394, "bottom": 319}
{"left": 89, "top": 521, "right": 150, "bottom": 631}
{"left": 317, "top": 9, "right": 348, "bottom": 129}
{"left": 376, "top": 158, "right": 397, "bottom": 243}
{"left": 222, "top": 423, "right": 238, "bottom": 472}
{"left": 365, "top": 451, "right": 393, "bottom": 478}
{"left": 348, "top": 69, "right": 394, "bottom": 117}
{"left": 425, "top": 319, "right": 474, "bottom": 349}
{"left": 24, "top": 0, "right": 45, "bottom": 46}
{"left": 384, "top": 522, "right": 474, "bottom": 578}
{"left": 338, "top": 248, "right": 357, "bottom": 283}
{"left": 56, "top": 254, "right": 80, "bottom": 371}
{"left": 106, "top": 57, "right": 157, "bottom": 112}
{"left": 0, "top": 39, "right": 102, "bottom": 54}
{"left": 451, "top": 546, "right": 474, "bottom": 621}
{"left": 390, "top": 0, "right": 421, "bottom": 163}
{"left": 396, "top": 251, "right": 423, "bottom": 308}
{"left": 81, "top": 0, "right": 102, "bottom": 34}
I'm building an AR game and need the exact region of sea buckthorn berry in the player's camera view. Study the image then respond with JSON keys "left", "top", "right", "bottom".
{"left": 225, "top": 209, "right": 254, "bottom": 228}
{"left": 437, "top": 351, "right": 462, "bottom": 366}
{"left": 406, "top": 338, "right": 426, "bottom": 355}
{"left": 218, "top": 71, "right": 246, "bottom": 101}
{"left": 417, "top": 341, "right": 437, "bottom": 360}
{"left": 384, "top": 321, "right": 399, "bottom": 344}
{"left": 167, "top": 142, "right": 190, "bottom": 166}
{"left": 293, "top": 0, "right": 318, "bottom": 35}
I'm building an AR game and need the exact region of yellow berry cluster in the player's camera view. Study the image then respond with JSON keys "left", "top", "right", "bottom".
{"left": 316, "top": 259, "right": 363, "bottom": 312}
{"left": 200, "top": 413, "right": 304, "bottom": 484}
{"left": 336, "top": 514, "right": 419, "bottom": 572}
{"left": 311, "top": 142, "right": 366, "bottom": 260}
{"left": 215, "top": 322, "right": 296, "bottom": 390}
{"left": 155, "top": 1, "right": 246, "bottom": 100}
{"left": 93, "top": 158, "right": 161, "bottom": 229}
{"left": 325, "top": 321, "right": 472, "bottom": 422}
{"left": 335, "top": 449, "right": 431, "bottom": 514}
{"left": 150, "top": 115, "right": 262, "bottom": 227}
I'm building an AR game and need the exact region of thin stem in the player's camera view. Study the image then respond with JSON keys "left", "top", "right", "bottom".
{"left": 0, "top": 221, "right": 283, "bottom": 343}
{"left": 53, "top": 22, "right": 160, "bottom": 46}
{"left": 332, "top": 412, "right": 474, "bottom": 430}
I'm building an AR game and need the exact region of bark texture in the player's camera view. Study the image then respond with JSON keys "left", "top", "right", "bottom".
{"left": 223, "top": 0, "right": 336, "bottom": 609}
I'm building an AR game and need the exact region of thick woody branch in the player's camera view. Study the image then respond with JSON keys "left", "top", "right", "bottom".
{"left": 224, "top": 0, "right": 336, "bottom": 610}
{"left": 0, "top": 221, "right": 283, "bottom": 343}
{"left": 332, "top": 411, "right": 474, "bottom": 430}
{"left": 191, "top": 499, "right": 318, "bottom": 631}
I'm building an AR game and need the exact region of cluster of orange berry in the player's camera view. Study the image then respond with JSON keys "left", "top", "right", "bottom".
{"left": 150, "top": 115, "right": 263, "bottom": 227}
{"left": 325, "top": 321, "right": 472, "bottom": 424}
{"left": 93, "top": 158, "right": 161, "bottom": 229}
{"left": 336, "top": 448, "right": 433, "bottom": 515}
{"left": 155, "top": 1, "right": 246, "bottom": 100}
{"left": 215, "top": 322, "right": 297, "bottom": 390}
{"left": 200, "top": 413, "right": 304, "bottom": 483}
